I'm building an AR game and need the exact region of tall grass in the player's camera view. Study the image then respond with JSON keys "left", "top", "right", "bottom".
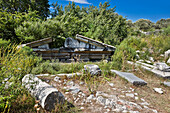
{"left": 0, "top": 44, "right": 39, "bottom": 112}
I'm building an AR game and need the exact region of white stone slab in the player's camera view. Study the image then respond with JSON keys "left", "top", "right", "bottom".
{"left": 57, "top": 73, "right": 82, "bottom": 78}
{"left": 127, "top": 61, "right": 170, "bottom": 78}
{"left": 111, "top": 70, "right": 147, "bottom": 86}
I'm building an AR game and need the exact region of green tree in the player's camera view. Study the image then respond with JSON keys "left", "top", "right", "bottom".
{"left": 2, "top": 1, "right": 128, "bottom": 46}
{"left": 0, "top": 9, "right": 39, "bottom": 43}
{"left": 0, "top": 0, "right": 50, "bottom": 19}
{"left": 134, "top": 19, "right": 154, "bottom": 32}
{"left": 51, "top": 1, "right": 64, "bottom": 18}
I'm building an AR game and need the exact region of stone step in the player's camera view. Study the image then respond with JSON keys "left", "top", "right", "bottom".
{"left": 111, "top": 70, "right": 147, "bottom": 86}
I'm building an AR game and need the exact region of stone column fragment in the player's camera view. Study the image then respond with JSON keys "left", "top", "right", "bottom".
{"left": 22, "top": 74, "right": 65, "bottom": 111}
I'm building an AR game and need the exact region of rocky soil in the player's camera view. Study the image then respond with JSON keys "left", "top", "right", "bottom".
{"left": 38, "top": 74, "right": 163, "bottom": 113}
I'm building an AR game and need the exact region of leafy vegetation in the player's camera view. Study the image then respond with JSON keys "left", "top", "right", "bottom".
{"left": 0, "top": 9, "right": 39, "bottom": 43}
{"left": 0, "top": 0, "right": 50, "bottom": 19}
{"left": 0, "top": 2, "right": 128, "bottom": 46}
{"left": 112, "top": 36, "right": 147, "bottom": 70}
{"left": 0, "top": 45, "right": 40, "bottom": 112}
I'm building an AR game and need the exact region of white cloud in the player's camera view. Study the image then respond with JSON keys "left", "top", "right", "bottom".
{"left": 66, "top": 0, "right": 91, "bottom": 4}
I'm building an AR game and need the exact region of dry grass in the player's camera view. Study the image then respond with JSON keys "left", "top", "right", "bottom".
{"left": 110, "top": 62, "right": 170, "bottom": 113}
{"left": 10, "top": 93, "right": 36, "bottom": 113}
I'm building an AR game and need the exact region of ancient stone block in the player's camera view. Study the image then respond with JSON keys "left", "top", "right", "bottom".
{"left": 155, "top": 63, "right": 170, "bottom": 72}
{"left": 111, "top": 70, "right": 147, "bottom": 86}
{"left": 22, "top": 74, "right": 65, "bottom": 111}
{"left": 84, "top": 64, "right": 101, "bottom": 76}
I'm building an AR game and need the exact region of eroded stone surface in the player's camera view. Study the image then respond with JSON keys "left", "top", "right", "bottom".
{"left": 165, "top": 50, "right": 170, "bottom": 59}
{"left": 155, "top": 62, "right": 170, "bottom": 72}
{"left": 57, "top": 73, "right": 82, "bottom": 78}
{"left": 22, "top": 74, "right": 65, "bottom": 111}
{"left": 127, "top": 61, "right": 170, "bottom": 78}
{"left": 153, "top": 88, "right": 163, "bottom": 94}
{"left": 163, "top": 82, "right": 170, "bottom": 87}
{"left": 84, "top": 64, "right": 101, "bottom": 76}
{"left": 111, "top": 70, "right": 147, "bottom": 86}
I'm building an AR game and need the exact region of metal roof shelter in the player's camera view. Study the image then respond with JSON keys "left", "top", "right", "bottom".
{"left": 19, "top": 34, "right": 116, "bottom": 62}
{"left": 76, "top": 34, "right": 116, "bottom": 50}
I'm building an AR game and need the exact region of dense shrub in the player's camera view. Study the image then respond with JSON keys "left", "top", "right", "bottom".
{"left": 15, "top": 20, "right": 64, "bottom": 46}
{"left": 112, "top": 36, "right": 147, "bottom": 70}
{"left": 0, "top": 9, "right": 39, "bottom": 43}
{"left": 163, "top": 25, "right": 170, "bottom": 35}
{"left": 145, "top": 35, "right": 170, "bottom": 59}
{"left": 0, "top": 44, "right": 40, "bottom": 112}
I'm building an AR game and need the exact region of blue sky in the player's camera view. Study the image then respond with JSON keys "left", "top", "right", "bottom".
{"left": 49, "top": 0, "right": 170, "bottom": 23}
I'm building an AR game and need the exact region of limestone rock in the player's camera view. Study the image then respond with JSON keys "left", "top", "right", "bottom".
{"left": 167, "top": 58, "right": 170, "bottom": 64}
{"left": 155, "top": 63, "right": 170, "bottom": 72}
{"left": 165, "top": 50, "right": 170, "bottom": 59}
{"left": 67, "top": 80, "right": 75, "bottom": 86}
{"left": 54, "top": 76, "right": 61, "bottom": 82}
{"left": 97, "top": 96, "right": 106, "bottom": 105}
{"left": 22, "top": 74, "right": 65, "bottom": 111}
{"left": 163, "top": 82, "right": 170, "bottom": 87}
{"left": 80, "top": 107, "right": 85, "bottom": 110}
{"left": 109, "top": 83, "right": 114, "bottom": 87}
{"left": 126, "top": 93, "right": 134, "bottom": 98}
{"left": 57, "top": 73, "right": 82, "bottom": 78}
{"left": 153, "top": 88, "right": 163, "bottom": 94}
{"left": 105, "top": 99, "right": 111, "bottom": 106}
{"left": 69, "top": 86, "right": 80, "bottom": 94}
{"left": 135, "top": 97, "right": 139, "bottom": 100}
{"left": 87, "top": 94, "right": 95, "bottom": 100}
{"left": 84, "top": 64, "right": 101, "bottom": 76}
{"left": 35, "top": 74, "right": 49, "bottom": 77}
{"left": 148, "top": 57, "right": 154, "bottom": 62}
